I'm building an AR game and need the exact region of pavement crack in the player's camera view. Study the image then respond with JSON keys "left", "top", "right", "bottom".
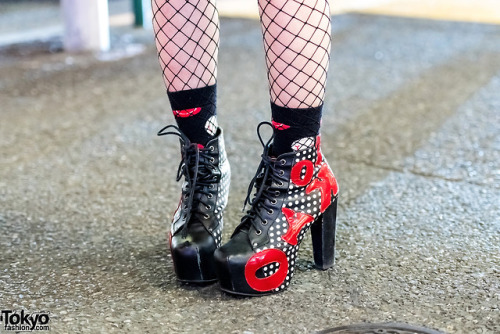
{"left": 344, "top": 157, "right": 498, "bottom": 188}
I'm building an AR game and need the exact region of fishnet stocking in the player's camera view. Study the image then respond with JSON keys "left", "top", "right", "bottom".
{"left": 259, "top": 0, "right": 331, "bottom": 108}
{"left": 153, "top": 0, "right": 219, "bottom": 92}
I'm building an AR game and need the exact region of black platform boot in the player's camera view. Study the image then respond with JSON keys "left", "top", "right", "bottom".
{"left": 214, "top": 122, "right": 338, "bottom": 295}
{"left": 158, "top": 125, "right": 230, "bottom": 283}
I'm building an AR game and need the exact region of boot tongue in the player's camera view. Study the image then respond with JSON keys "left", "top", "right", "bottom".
{"left": 267, "top": 145, "right": 279, "bottom": 161}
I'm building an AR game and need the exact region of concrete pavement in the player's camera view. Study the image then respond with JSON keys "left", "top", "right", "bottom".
{"left": 0, "top": 4, "right": 499, "bottom": 334}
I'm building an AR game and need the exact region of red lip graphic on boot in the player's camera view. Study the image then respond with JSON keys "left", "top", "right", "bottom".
{"left": 173, "top": 107, "right": 202, "bottom": 118}
{"left": 306, "top": 164, "right": 339, "bottom": 212}
{"left": 281, "top": 208, "right": 314, "bottom": 246}
{"left": 244, "top": 249, "right": 289, "bottom": 292}
{"left": 271, "top": 120, "right": 290, "bottom": 130}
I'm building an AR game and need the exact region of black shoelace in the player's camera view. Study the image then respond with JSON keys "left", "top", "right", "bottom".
{"left": 239, "top": 122, "right": 285, "bottom": 235}
{"left": 158, "top": 125, "right": 218, "bottom": 237}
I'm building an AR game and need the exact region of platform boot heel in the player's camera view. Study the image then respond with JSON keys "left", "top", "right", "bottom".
{"left": 214, "top": 122, "right": 338, "bottom": 295}
{"left": 158, "top": 125, "right": 230, "bottom": 283}
{"left": 311, "top": 200, "right": 337, "bottom": 270}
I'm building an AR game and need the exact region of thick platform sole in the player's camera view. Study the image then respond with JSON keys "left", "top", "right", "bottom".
{"left": 171, "top": 249, "right": 218, "bottom": 283}
{"left": 170, "top": 233, "right": 219, "bottom": 283}
{"left": 178, "top": 277, "right": 218, "bottom": 284}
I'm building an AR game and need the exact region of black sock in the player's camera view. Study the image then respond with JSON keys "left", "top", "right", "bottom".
{"left": 167, "top": 84, "right": 218, "bottom": 146}
{"left": 270, "top": 102, "right": 322, "bottom": 156}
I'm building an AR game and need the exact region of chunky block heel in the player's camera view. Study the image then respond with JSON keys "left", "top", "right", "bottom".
{"left": 311, "top": 198, "right": 337, "bottom": 270}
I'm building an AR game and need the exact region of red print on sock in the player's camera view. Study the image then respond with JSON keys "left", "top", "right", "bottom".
{"left": 173, "top": 107, "right": 201, "bottom": 118}
{"left": 281, "top": 208, "right": 314, "bottom": 246}
{"left": 306, "top": 164, "right": 338, "bottom": 213}
{"left": 271, "top": 120, "right": 290, "bottom": 130}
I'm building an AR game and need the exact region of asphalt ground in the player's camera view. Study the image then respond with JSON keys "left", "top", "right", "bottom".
{"left": 1, "top": 8, "right": 499, "bottom": 334}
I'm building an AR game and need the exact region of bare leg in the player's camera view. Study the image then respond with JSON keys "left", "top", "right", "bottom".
{"left": 259, "top": 0, "right": 331, "bottom": 108}
{"left": 153, "top": 0, "right": 219, "bottom": 92}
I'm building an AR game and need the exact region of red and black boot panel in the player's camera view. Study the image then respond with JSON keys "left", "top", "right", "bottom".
{"left": 158, "top": 125, "right": 230, "bottom": 283}
{"left": 214, "top": 122, "right": 338, "bottom": 295}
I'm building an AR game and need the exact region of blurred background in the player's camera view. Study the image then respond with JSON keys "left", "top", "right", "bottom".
{"left": 0, "top": 0, "right": 499, "bottom": 51}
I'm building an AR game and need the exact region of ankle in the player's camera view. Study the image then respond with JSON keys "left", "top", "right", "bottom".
{"left": 167, "top": 84, "right": 218, "bottom": 146}
{"left": 270, "top": 102, "right": 322, "bottom": 156}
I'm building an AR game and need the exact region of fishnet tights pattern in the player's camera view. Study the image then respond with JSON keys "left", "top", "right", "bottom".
{"left": 259, "top": 0, "right": 331, "bottom": 108}
{"left": 153, "top": 0, "right": 219, "bottom": 92}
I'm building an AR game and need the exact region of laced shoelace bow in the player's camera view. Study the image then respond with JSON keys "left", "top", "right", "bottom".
{"left": 239, "top": 122, "right": 286, "bottom": 236}
{"left": 158, "top": 125, "right": 218, "bottom": 237}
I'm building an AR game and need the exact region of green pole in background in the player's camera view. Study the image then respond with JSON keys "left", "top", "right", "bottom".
{"left": 133, "top": 0, "right": 144, "bottom": 27}
{"left": 133, "top": 0, "right": 152, "bottom": 28}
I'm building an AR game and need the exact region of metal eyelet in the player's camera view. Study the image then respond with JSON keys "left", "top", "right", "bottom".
{"left": 279, "top": 170, "right": 284, "bottom": 176}
{"left": 275, "top": 191, "right": 280, "bottom": 196}
{"left": 262, "top": 220, "right": 268, "bottom": 225}
{"left": 206, "top": 205, "right": 212, "bottom": 210}
{"left": 271, "top": 199, "right": 277, "bottom": 204}
{"left": 268, "top": 209, "right": 274, "bottom": 215}
{"left": 277, "top": 181, "right": 284, "bottom": 186}
{"left": 204, "top": 214, "right": 210, "bottom": 219}
{"left": 209, "top": 146, "right": 215, "bottom": 151}
{"left": 280, "top": 159, "right": 286, "bottom": 165}
{"left": 208, "top": 194, "right": 213, "bottom": 199}
{"left": 255, "top": 230, "right": 262, "bottom": 235}
{"left": 210, "top": 157, "right": 215, "bottom": 163}
{"left": 209, "top": 184, "right": 215, "bottom": 189}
